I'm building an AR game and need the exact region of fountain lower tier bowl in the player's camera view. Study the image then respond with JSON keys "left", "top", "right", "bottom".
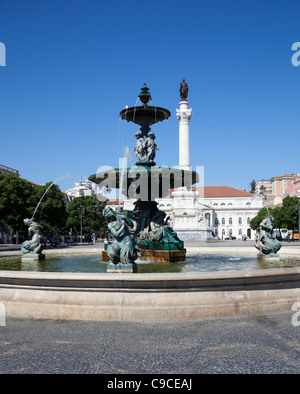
{"left": 89, "top": 166, "right": 199, "bottom": 199}
{"left": 120, "top": 105, "right": 171, "bottom": 127}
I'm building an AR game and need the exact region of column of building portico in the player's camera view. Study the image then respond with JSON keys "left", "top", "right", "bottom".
{"left": 170, "top": 81, "right": 213, "bottom": 241}
{"left": 176, "top": 100, "right": 192, "bottom": 171}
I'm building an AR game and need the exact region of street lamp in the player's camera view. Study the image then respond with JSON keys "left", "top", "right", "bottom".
{"left": 77, "top": 205, "right": 86, "bottom": 243}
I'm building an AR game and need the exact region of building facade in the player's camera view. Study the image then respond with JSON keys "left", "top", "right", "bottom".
{"left": 0, "top": 164, "right": 19, "bottom": 176}
{"left": 256, "top": 174, "right": 300, "bottom": 206}
{"left": 120, "top": 186, "right": 262, "bottom": 240}
{"left": 65, "top": 178, "right": 103, "bottom": 199}
{"left": 255, "top": 179, "right": 273, "bottom": 198}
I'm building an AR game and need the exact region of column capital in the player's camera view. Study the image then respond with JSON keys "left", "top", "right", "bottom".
{"left": 176, "top": 107, "right": 192, "bottom": 122}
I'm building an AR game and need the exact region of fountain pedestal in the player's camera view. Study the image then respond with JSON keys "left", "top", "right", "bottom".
{"left": 102, "top": 230, "right": 186, "bottom": 263}
{"left": 107, "top": 262, "right": 137, "bottom": 273}
{"left": 21, "top": 253, "right": 45, "bottom": 262}
{"left": 257, "top": 252, "right": 280, "bottom": 262}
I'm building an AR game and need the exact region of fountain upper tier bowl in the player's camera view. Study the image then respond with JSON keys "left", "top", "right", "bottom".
{"left": 120, "top": 105, "right": 171, "bottom": 127}
{"left": 89, "top": 166, "right": 199, "bottom": 199}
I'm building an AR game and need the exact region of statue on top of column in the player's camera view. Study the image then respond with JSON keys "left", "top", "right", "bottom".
{"left": 179, "top": 79, "right": 188, "bottom": 101}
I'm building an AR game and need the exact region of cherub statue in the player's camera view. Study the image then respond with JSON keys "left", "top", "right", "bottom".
{"left": 144, "top": 131, "right": 159, "bottom": 162}
{"left": 133, "top": 131, "right": 145, "bottom": 161}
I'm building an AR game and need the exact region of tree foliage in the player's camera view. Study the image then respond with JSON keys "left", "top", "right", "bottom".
{"left": 0, "top": 174, "right": 37, "bottom": 234}
{"left": 250, "top": 196, "right": 300, "bottom": 231}
{"left": 32, "top": 183, "right": 68, "bottom": 233}
{"left": 0, "top": 174, "right": 67, "bottom": 235}
{"left": 66, "top": 195, "right": 106, "bottom": 235}
{"left": 0, "top": 174, "right": 109, "bottom": 239}
{"left": 249, "top": 179, "right": 256, "bottom": 193}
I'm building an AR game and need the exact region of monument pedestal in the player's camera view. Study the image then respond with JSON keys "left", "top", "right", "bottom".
{"left": 171, "top": 187, "right": 214, "bottom": 241}
{"left": 21, "top": 253, "right": 45, "bottom": 262}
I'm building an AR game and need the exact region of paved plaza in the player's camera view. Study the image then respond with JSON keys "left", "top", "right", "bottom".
{"left": 0, "top": 312, "right": 300, "bottom": 374}
{"left": 1, "top": 240, "right": 300, "bottom": 375}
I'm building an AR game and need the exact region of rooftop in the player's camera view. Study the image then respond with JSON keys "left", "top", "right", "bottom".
{"left": 193, "top": 186, "right": 253, "bottom": 198}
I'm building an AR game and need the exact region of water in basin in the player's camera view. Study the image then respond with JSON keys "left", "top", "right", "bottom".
{"left": 0, "top": 254, "right": 300, "bottom": 273}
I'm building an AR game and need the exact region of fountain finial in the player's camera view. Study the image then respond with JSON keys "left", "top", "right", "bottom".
{"left": 138, "top": 83, "right": 152, "bottom": 105}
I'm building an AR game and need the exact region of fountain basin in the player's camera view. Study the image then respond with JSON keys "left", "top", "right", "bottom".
{"left": 1, "top": 266, "right": 300, "bottom": 322}
{"left": 1, "top": 246, "right": 299, "bottom": 321}
{"left": 120, "top": 105, "right": 171, "bottom": 127}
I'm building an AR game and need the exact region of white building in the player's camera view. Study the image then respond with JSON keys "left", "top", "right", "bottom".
{"left": 155, "top": 186, "right": 262, "bottom": 240}
{"left": 121, "top": 185, "right": 262, "bottom": 240}
{"left": 65, "top": 178, "right": 104, "bottom": 199}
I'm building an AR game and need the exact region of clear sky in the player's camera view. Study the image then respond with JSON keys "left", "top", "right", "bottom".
{"left": 1, "top": 0, "right": 299, "bottom": 193}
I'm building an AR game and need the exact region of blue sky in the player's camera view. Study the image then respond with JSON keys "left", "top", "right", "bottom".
{"left": 0, "top": 0, "right": 299, "bottom": 193}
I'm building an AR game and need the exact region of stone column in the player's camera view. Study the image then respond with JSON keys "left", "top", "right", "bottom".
{"left": 176, "top": 100, "right": 192, "bottom": 171}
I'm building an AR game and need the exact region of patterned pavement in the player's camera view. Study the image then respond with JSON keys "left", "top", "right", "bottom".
{"left": 0, "top": 312, "right": 300, "bottom": 374}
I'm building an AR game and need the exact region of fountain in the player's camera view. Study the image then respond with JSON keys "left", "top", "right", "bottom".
{"left": 1, "top": 83, "right": 300, "bottom": 323}
{"left": 89, "top": 83, "right": 199, "bottom": 271}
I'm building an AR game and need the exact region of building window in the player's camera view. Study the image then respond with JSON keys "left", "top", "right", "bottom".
{"left": 213, "top": 203, "right": 218, "bottom": 206}
{"left": 221, "top": 203, "right": 225, "bottom": 206}
{"left": 222, "top": 229, "right": 225, "bottom": 236}
{"left": 222, "top": 218, "right": 225, "bottom": 225}
{"left": 215, "top": 218, "right": 219, "bottom": 226}
{"left": 239, "top": 218, "right": 242, "bottom": 225}
{"left": 228, "top": 203, "right": 233, "bottom": 206}
{"left": 229, "top": 218, "right": 232, "bottom": 225}
{"left": 247, "top": 217, "right": 251, "bottom": 225}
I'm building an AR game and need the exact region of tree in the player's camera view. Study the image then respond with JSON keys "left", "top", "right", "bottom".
{"left": 249, "top": 179, "right": 256, "bottom": 194}
{"left": 250, "top": 196, "right": 300, "bottom": 232}
{"left": 0, "top": 174, "right": 69, "bottom": 240}
{"left": 32, "top": 183, "right": 68, "bottom": 233}
{"left": 279, "top": 196, "right": 299, "bottom": 231}
{"left": 0, "top": 174, "right": 37, "bottom": 236}
{"left": 66, "top": 195, "right": 106, "bottom": 236}
{"left": 250, "top": 207, "right": 269, "bottom": 230}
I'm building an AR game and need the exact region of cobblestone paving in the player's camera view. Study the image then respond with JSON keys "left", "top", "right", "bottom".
{"left": 1, "top": 312, "right": 300, "bottom": 374}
